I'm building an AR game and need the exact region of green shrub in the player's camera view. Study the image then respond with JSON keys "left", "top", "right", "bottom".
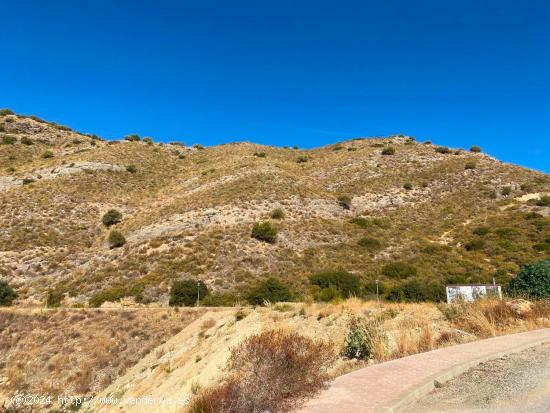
{"left": 464, "top": 238, "right": 485, "bottom": 251}
{"left": 143, "top": 137, "right": 153, "bottom": 145}
{"left": 89, "top": 286, "right": 126, "bottom": 307}
{"left": 169, "top": 279, "right": 209, "bottom": 306}
{"left": 343, "top": 317, "right": 387, "bottom": 360}
{"left": 296, "top": 155, "right": 308, "bottom": 163}
{"left": 0, "top": 108, "right": 14, "bottom": 116}
{"left": 1, "top": 135, "right": 16, "bottom": 145}
{"left": 536, "top": 195, "right": 550, "bottom": 207}
{"left": 315, "top": 286, "right": 341, "bottom": 302}
{"left": 108, "top": 230, "right": 126, "bottom": 248}
{"left": 102, "top": 209, "right": 122, "bottom": 226}
{"left": 473, "top": 226, "right": 490, "bottom": 236}
{"left": 41, "top": 150, "right": 54, "bottom": 159}
{"left": 435, "top": 146, "right": 451, "bottom": 154}
{"left": 381, "top": 146, "right": 395, "bottom": 155}
{"left": 20, "top": 136, "right": 33, "bottom": 145}
{"left": 0, "top": 280, "right": 17, "bottom": 306}
{"left": 386, "top": 279, "right": 445, "bottom": 302}
{"left": 251, "top": 221, "right": 278, "bottom": 243}
{"left": 126, "top": 164, "right": 137, "bottom": 173}
{"left": 470, "top": 145, "right": 482, "bottom": 153}
{"left": 381, "top": 262, "right": 417, "bottom": 279}
{"left": 357, "top": 237, "right": 382, "bottom": 250}
{"left": 508, "top": 259, "right": 550, "bottom": 298}
{"left": 309, "top": 271, "right": 361, "bottom": 298}
{"left": 501, "top": 186, "right": 512, "bottom": 196}
{"left": 124, "top": 134, "right": 141, "bottom": 142}
{"left": 337, "top": 195, "right": 352, "bottom": 210}
{"left": 22, "top": 178, "right": 35, "bottom": 185}
{"left": 253, "top": 151, "right": 266, "bottom": 158}
{"left": 246, "top": 278, "right": 292, "bottom": 305}
{"left": 465, "top": 161, "right": 476, "bottom": 170}
{"left": 350, "top": 217, "right": 370, "bottom": 228}
{"left": 270, "top": 208, "right": 285, "bottom": 219}
{"left": 201, "top": 293, "right": 238, "bottom": 307}
{"left": 403, "top": 183, "right": 413, "bottom": 190}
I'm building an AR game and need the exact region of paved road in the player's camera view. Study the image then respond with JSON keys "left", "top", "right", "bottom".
{"left": 405, "top": 343, "right": 550, "bottom": 413}
{"left": 297, "top": 329, "right": 550, "bottom": 413}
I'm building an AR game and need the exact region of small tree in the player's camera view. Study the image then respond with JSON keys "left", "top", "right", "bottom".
{"left": 169, "top": 279, "right": 209, "bottom": 306}
{"left": 246, "top": 278, "right": 292, "bottom": 305}
{"left": 381, "top": 262, "right": 417, "bottom": 279}
{"left": 309, "top": 271, "right": 361, "bottom": 298}
{"left": 381, "top": 147, "right": 395, "bottom": 155}
{"left": 124, "top": 134, "right": 141, "bottom": 142}
{"left": 508, "top": 259, "right": 550, "bottom": 298}
{"left": 0, "top": 280, "right": 17, "bottom": 306}
{"left": 102, "top": 209, "right": 122, "bottom": 226}
{"left": 470, "top": 145, "right": 482, "bottom": 153}
{"left": 108, "top": 230, "right": 126, "bottom": 248}
{"left": 251, "top": 222, "right": 278, "bottom": 243}
{"left": 337, "top": 195, "right": 352, "bottom": 210}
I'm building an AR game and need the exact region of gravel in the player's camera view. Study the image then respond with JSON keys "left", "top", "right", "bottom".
{"left": 406, "top": 343, "right": 550, "bottom": 413}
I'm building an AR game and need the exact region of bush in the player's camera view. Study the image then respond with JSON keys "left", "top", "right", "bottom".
{"left": 337, "top": 195, "right": 352, "bottom": 210}
{"left": 343, "top": 316, "right": 387, "bottom": 360}
{"left": 296, "top": 155, "right": 308, "bottom": 163}
{"left": 381, "top": 262, "right": 417, "bottom": 279}
{"left": 435, "top": 146, "right": 451, "bottom": 154}
{"left": 125, "top": 164, "right": 137, "bottom": 173}
{"left": 89, "top": 286, "right": 126, "bottom": 307}
{"left": 143, "top": 137, "right": 153, "bottom": 145}
{"left": 536, "top": 195, "right": 550, "bottom": 207}
{"left": 1, "top": 135, "right": 16, "bottom": 145}
{"left": 169, "top": 279, "right": 209, "bottom": 306}
{"left": 41, "top": 150, "right": 54, "bottom": 159}
{"left": 20, "top": 136, "right": 33, "bottom": 145}
{"left": 124, "top": 134, "right": 141, "bottom": 142}
{"left": 470, "top": 145, "right": 482, "bottom": 153}
{"left": 102, "top": 209, "right": 122, "bottom": 226}
{"left": 508, "top": 259, "right": 550, "bottom": 298}
{"left": 473, "top": 226, "right": 490, "bottom": 236}
{"left": 188, "top": 330, "right": 336, "bottom": 413}
{"left": 309, "top": 271, "right": 361, "bottom": 298}
{"left": 501, "top": 186, "right": 512, "bottom": 196}
{"left": 465, "top": 238, "right": 485, "bottom": 251}
{"left": 381, "top": 146, "right": 395, "bottom": 155}
{"left": 0, "top": 280, "right": 17, "bottom": 306}
{"left": 387, "top": 279, "right": 445, "bottom": 302}
{"left": 315, "top": 286, "right": 341, "bottom": 302}
{"left": 45, "top": 289, "right": 64, "bottom": 307}
{"left": 465, "top": 160, "right": 476, "bottom": 170}
{"left": 357, "top": 237, "right": 382, "bottom": 250}
{"left": 108, "top": 230, "right": 126, "bottom": 248}
{"left": 403, "top": 182, "right": 413, "bottom": 190}
{"left": 246, "top": 278, "right": 292, "bottom": 305}
{"left": 251, "top": 221, "right": 278, "bottom": 243}
{"left": 201, "top": 293, "right": 238, "bottom": 307}
{"left": 253, "top": 151, "right": 266, "bottom": 158}
{"left": 0, "top": 108, "right": 14, "bottom": 116}
{"left": 270, "top": 208, "right": 285, "bottom": 219}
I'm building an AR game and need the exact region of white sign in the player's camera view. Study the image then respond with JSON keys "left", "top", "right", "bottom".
{"left": 446, "top": 285, "right": 502, "bottom": 304}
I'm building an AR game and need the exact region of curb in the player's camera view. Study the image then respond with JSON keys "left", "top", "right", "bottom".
{"left": 381, "top": 330, "right": 550, "bottom": 413}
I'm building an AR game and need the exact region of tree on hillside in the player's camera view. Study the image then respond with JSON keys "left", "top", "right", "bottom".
{"left": 169, "top": 279, "right": 209, "bottom": 306}
{"left": 0, "top": 280, "right": 17, "bottom": 306}
{"left": 246, "top": 278, "right": 292, "bottom": 305}
{"left": 508, "top": 259, "right": 550, "bottom": 298}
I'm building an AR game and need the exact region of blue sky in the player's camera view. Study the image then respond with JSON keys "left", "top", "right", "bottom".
{"left": 1, "top": 0, "right": 549, "bottom": 171}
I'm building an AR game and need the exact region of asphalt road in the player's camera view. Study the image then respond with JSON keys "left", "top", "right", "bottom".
{"left": 406, "top": 342, "right": 550, "bottom": 413}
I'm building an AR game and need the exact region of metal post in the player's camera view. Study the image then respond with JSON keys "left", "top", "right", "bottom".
{"left": 197, "top": 281, "right": 200, "bottom": 307}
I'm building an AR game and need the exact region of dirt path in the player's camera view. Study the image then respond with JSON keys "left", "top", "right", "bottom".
{"left": 405, "top": 343, "right": 550, "bottom": 413}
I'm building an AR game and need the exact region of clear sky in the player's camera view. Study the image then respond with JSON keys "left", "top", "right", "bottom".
{"left": 1, "top": 0, "right": 549, "bottom": 172}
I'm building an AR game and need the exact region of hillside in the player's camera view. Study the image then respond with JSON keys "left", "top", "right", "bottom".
{"left": 0, "top": 109, "right": 549, "bottom": 306}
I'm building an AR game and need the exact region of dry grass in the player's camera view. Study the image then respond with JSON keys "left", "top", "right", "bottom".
{"left": 0, "top": 308, "right": 203, "bottom": 400}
